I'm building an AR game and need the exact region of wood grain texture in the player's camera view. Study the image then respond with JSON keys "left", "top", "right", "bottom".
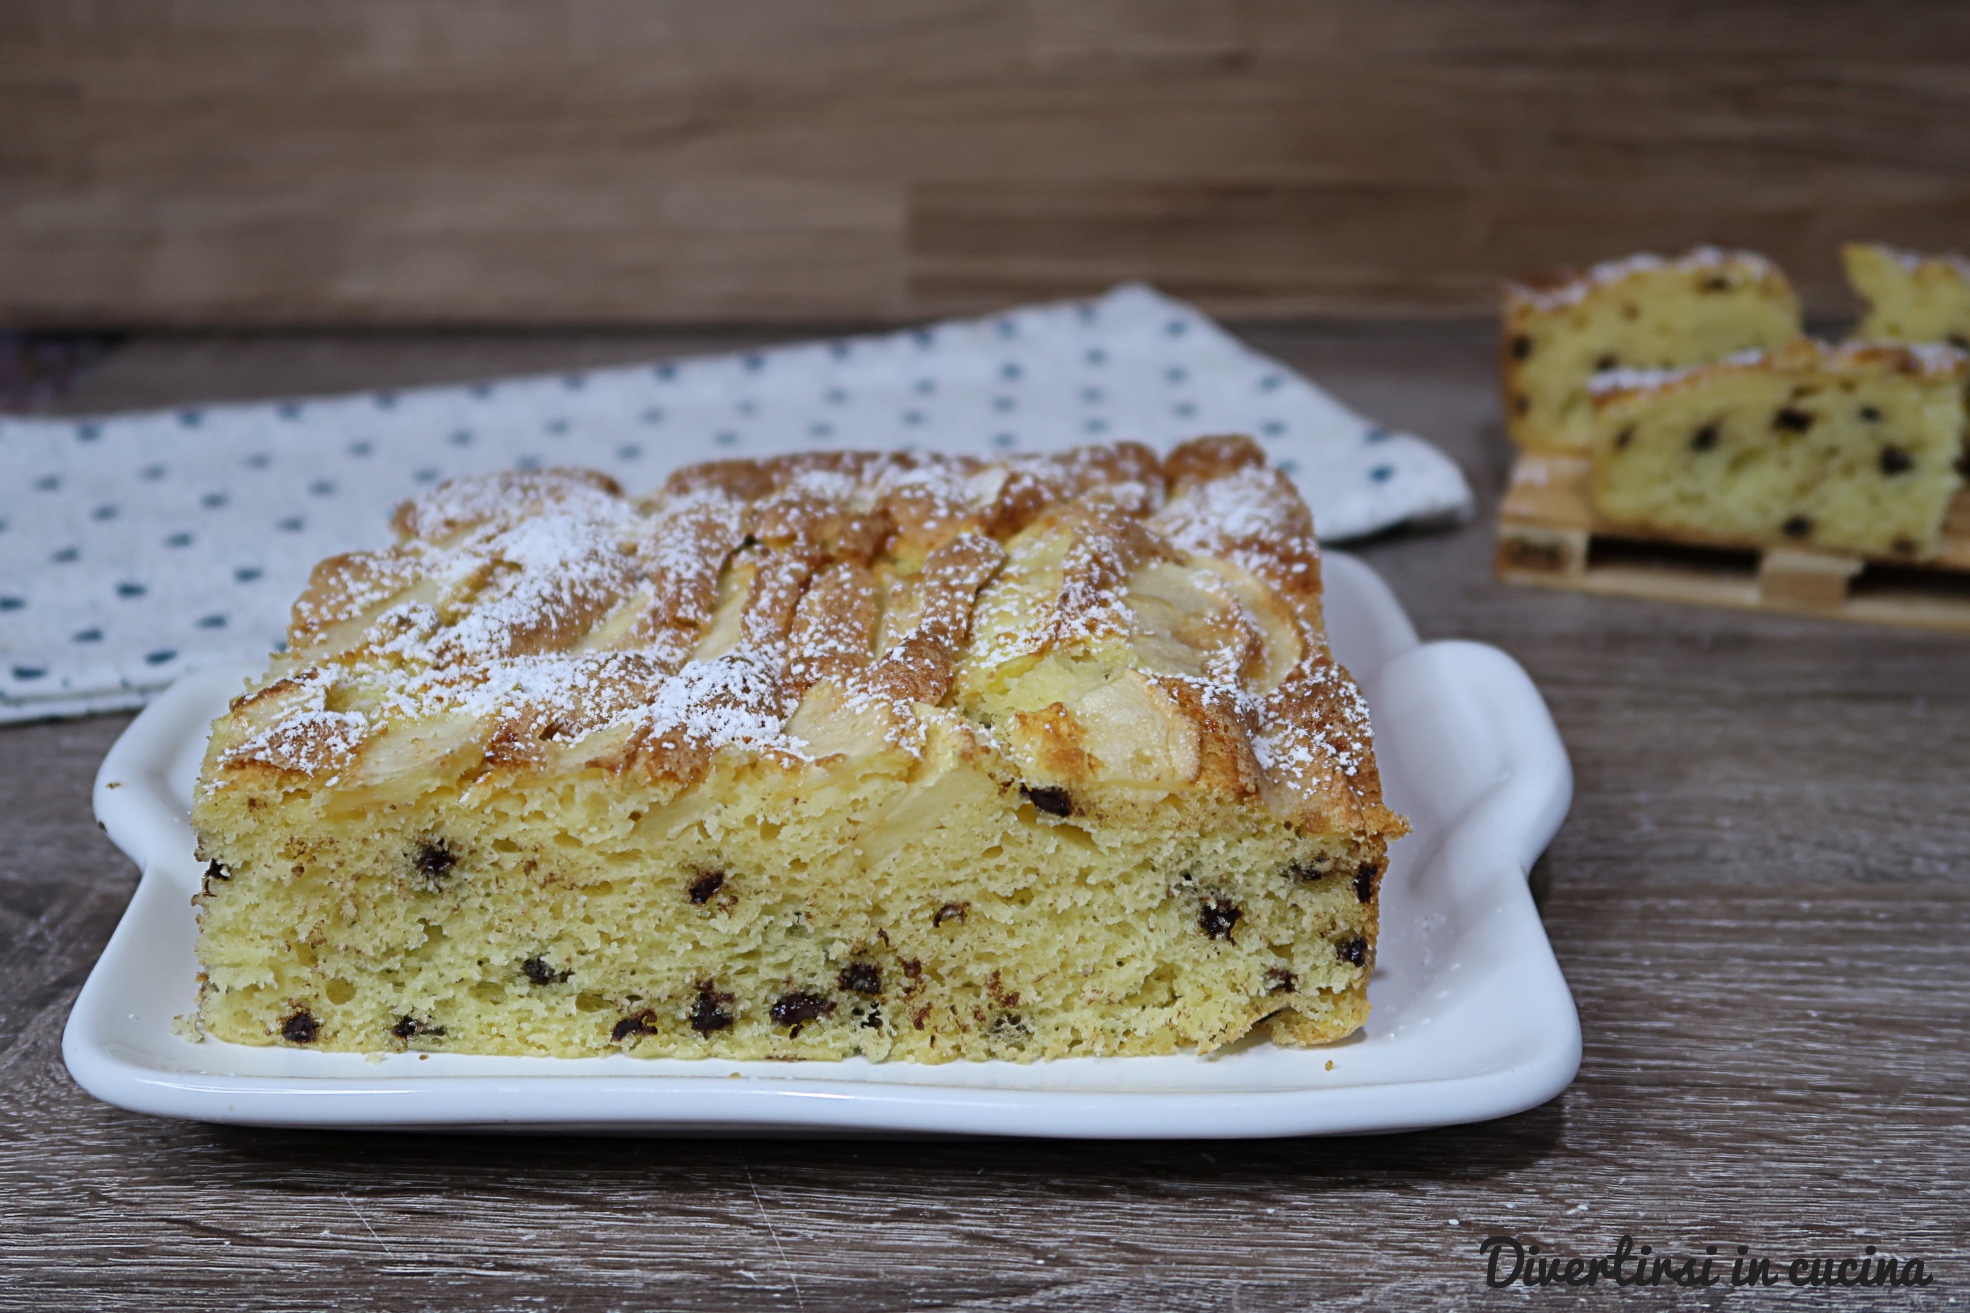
{"left": 4, "top": 325, "right": 1968, "bottom": 1310}
{"left": 3, "top": 1, "right": 1969, "bottom": 327}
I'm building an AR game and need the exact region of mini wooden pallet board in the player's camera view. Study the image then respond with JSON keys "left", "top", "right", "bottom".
{"left": 1496, "top": 451, "right": 1970, "bottom": 635}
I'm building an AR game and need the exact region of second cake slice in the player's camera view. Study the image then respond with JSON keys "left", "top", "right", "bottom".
{"left": 1588, "top": 341, "right": 1968, "bottom": 559}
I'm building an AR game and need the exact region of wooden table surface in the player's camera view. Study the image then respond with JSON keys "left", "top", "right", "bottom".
{"left": 4, "top": 324, "right": 1965, "bottom": 1310}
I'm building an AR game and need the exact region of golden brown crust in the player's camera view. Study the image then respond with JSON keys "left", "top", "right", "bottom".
{"left": 859, "top": 534, "right": 1005, "bottom": 707}
{"left": 203, "top": 440, "right": 1400, "bottom": 839}
{"left": 620, "top": 492, "right": 748, "bottom": 666}
{"left": 1156, "top": 440, "right": 1323, "bottom": 619}
{"left": 1588, "top": 338, "right": 1970, "bottom": 406}
{"left": 392, "top": 467, "right": 622, "bottom": 542}
{"left": 785, "top": 562, "right": 879, "bottom": 698}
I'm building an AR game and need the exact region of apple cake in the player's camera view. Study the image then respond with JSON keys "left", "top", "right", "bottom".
{"left": 190, "top": 437, "right": 1407, "bottom": 1062}
{"left": 1587, "top": 340, "right": 1969, "bottom": 559}
{"left": 1503, "top": 247, "right": 1802, "bottom": 452}
{"left": 1845, "top": 243, "right": 1970, "bottom": 349}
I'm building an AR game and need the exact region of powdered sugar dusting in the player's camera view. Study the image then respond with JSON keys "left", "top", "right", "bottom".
{"left": 1892, "top": 340, "right": 1970, "bottom": 375}
{"left": 1050, "top": 521, "right": 1154, "bottom": 648}
{"left": 221, "top": 668, "right": 370, "bottom": 777}
{"left": 436, "top": 500, "right": 642, "bottom": 664}
{"left": 1588, "top": 363, "right": 1705, "bottom": 397}
{"left": 213, "top": 442, "right": 1390, "bottom": 830}
{"left": 1160, "top": 467, "right": 1281, "bottom": 548}
{"left": 1510, "top": 246, "right": 1777, "bottom": 312}
{"left": 1590, "top": 340, "right": 1968, "bottom": 400}
{"left": 1154, "top": 463, "right": 1321, "bottom": 599}
{"left": 1588, "top": 348, "right": 1773, "bottom": 397}
{"left": 1883, "top": 244, "right": 1970, "bottom": 280}
{"left": 624, "top": 650, "right": 807, "bottom": 759}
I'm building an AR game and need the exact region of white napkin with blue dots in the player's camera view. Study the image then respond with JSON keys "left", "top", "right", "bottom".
{"left": 0, "top": 284, "right": 1470, "bottom": 722}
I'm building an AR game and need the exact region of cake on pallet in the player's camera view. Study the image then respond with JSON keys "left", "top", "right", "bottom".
{"left": 1587, "top": 340, "right": 1969, "bottom": 559}
{"left": 1845, "top": 243, "right": 1970, "bottom": 349}
{"left": 1503, "top": 247, "right": 1802, "bottom": 452}
{"left": 191, "top": 438, "right": 1406, "bottom": 1062}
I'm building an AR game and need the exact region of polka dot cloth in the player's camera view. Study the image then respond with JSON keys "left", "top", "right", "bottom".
{"left": 0, "top": 284, "right": 1470, "bottom": 722}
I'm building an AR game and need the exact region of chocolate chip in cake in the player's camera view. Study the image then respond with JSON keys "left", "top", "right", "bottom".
{"left": 1594, "top": 353, "right": 1619, "bottom": 371}
{"left": 612, "top": 1010, "right": 659, "bottom": 1042}
{"left": 987, "top": 970, "right": 1020, "bottom": 1009}
{"left": 689, "top": 984, "right": 735, "bottom": 1035}
{"left": 521, "top": 956, "right": 570, "bottom": 986}
{"left": 1859, "top": 404, "right": 1883, "bottom": 422}
{"left": 1773, "top": 407, "right": 1815, "bottom": 433}
{"left": 1021, "top": 784, "right": 1073, "bottom": 817}
{"left": 862, "top": 1007, "right": 883, "bottom": 1030}
{"left": 933, "top": 902, "right": 969, "bottom": 928}
{"left": 1266, "top": 967, "right": 1298, "bottom": 994}
{"left": 838, "top": 962, "right": 883, "bottom": 995}
{"left": 1781, "top": 514, "right": 1814, "bottom": 539}
{"left": 391, "top": 1015, "right": 444, "bottom": 1040}
{"left": 687, "top": 870, "right": 726, "bottom": 904}
{"left": 413, "top": 838, "right": 456, "bottom": 882}
{"left": 1337, "top": 936, "right": 1369, "bottom": 967}
{"left": 771, "top": 992, "right": 836, "bottom": 1030}
{"left": 1615, "top": 426, "right": 1635, "bottom": 451}
{"left": 1354, "top": 862, "right": 1379, "bottom": 903}
{"left": 205, "top": 859, "right": 231, "bottom": 883}
{"left": 1879, "top": 446, "right": 1913, "bottom": 475}
{"left": 1689, "top": 423, "right": 1719, "bottom": 452}
{"left": 1198, "top": 896, "right": 1241, "bottom": 941}
{"left": 280, "top": 1011, "right": 319, "bottom": 1044}
{"left": 1509, "top": 334, "right": 1532, "bottom": 361}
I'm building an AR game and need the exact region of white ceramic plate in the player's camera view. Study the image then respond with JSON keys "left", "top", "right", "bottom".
{"left": 65, "top": 553, "right": 1578, "bottom": 1138}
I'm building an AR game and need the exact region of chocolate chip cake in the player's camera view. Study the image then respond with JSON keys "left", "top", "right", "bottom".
{"left": 1845, "top": 243, "right": 1970, "bottom": 349}
{"left": 1504, "top": 247, "right": 1802, "bottom": 452}
{"left": 1588, "top": 340, "right": 1969, "bottom": 559}
{"left": 191, "top": 438, "right": 1406, "bottom": 1062}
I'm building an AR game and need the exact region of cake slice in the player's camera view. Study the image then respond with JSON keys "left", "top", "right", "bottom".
{"left": 1845, "top": 243, "right": 1970, "bottom": 349}
{"left": 190, "top": 438, "right": 1406, "bottom": 1062}
{"left": 1587, "top": 340, "right": 1968, "bottom": 559}
{"left": 1504, "top": 247, "right": 1802, "bottom": 452}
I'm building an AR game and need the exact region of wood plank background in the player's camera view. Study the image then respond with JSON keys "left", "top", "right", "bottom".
{"left": 5, "top": 326, "right": 1967, "bottom": 1308}
{"left": 4, "top": 0, "right": 1968, "bottom": 328}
